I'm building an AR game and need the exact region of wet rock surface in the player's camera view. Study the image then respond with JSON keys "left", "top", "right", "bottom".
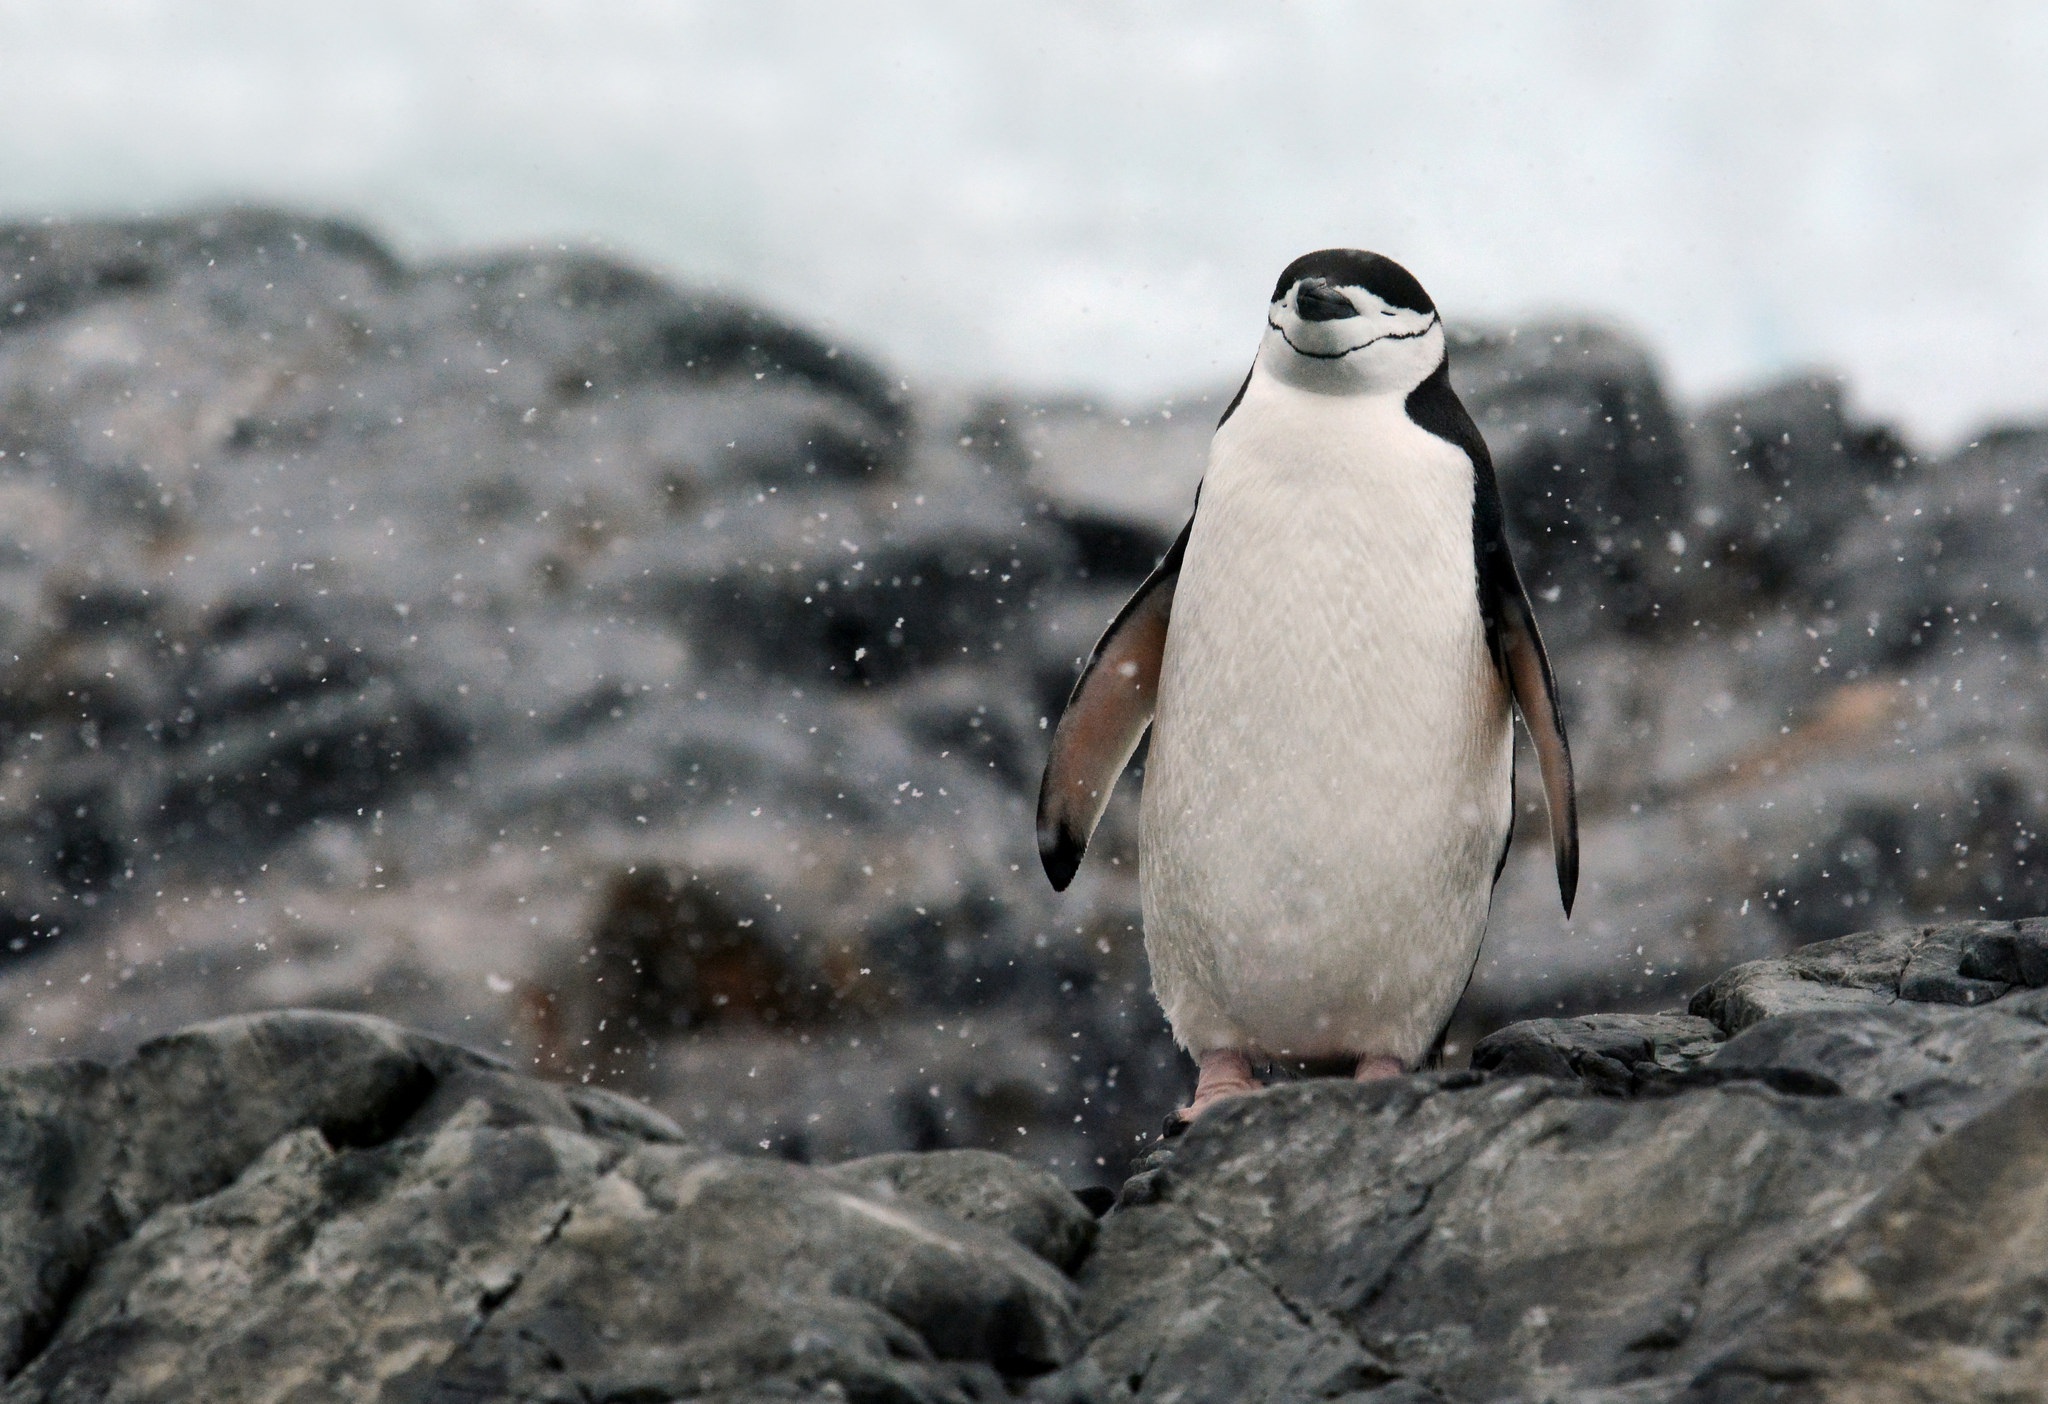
{"left": 1081, "top": 918, "right": 2048, "bottom": 1404}
{"left": 1468, "top": 1011, "right": 1722, "bottom": 1094}
{"left": 1686, "top": 918, "right": 2036, "bottom": 1033}
{"left": 0, "top": 1010, "right": 1086, "bottom": 1403}
{"left": 6, "top": 208, "right": 2048, "bottom": 1183}
{"left": 8, "top": 923, "right": 2048, "bottom": 1401}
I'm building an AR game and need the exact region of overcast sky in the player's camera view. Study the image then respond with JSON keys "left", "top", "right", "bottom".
{"left": 2, "top": 1, "right": 2045, "bottom": 443}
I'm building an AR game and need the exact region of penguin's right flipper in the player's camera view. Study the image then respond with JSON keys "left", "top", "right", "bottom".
{"left": 1036, "top": 516, "right": 1192, "bottom": 890}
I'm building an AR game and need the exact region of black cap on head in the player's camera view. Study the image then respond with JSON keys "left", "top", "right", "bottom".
{"left": 1271, "top": 249, "right": 1434, "bottom": 315}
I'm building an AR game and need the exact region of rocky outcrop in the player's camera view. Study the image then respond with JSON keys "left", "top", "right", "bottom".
{"left": 0, "top": 1010, "right": 1091, "bottom": 1403}
{"left": 5, "top": 208, "right": 2048, "bottom": 1177}
{"left": 7, "top": 921, "right": 2048, "bottom": 1401}
{"left": 0, "top": 208, "right": 1186, "bottom": 1173}
{"left": 1080, "top": 919, "right": 2048, "bottom": 1403}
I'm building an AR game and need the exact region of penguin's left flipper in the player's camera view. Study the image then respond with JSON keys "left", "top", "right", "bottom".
{"left": 1036, "top": 517, "right": 1191, "bottom": 890}
{"left": 1497, "top": 586, "right": 1579, "bottom": 914}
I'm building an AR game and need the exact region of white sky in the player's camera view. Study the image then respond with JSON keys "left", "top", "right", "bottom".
{"left": 2, "top": 1, "right": 2046, "bottom": 443}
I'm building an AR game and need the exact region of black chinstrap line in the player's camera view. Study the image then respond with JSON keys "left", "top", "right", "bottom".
{"left": 1267, "top": 311, "right": 1441, "bottom": 360}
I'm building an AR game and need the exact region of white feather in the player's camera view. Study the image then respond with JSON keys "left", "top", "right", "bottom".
{"left": 1140, "top": 354, "right": 1513, "bottom": 1064}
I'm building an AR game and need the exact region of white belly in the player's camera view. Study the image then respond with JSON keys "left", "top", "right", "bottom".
{"left": 1140, "top": 379, "right": 1513, "bottom": 1062}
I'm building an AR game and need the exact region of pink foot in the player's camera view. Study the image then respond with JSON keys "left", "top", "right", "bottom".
{"left": 1174, "top": 1049, "right": 1260, "bottom": 1125}
{"left": 1354, "top": 1054, "right": 1405, "bottom": 1082}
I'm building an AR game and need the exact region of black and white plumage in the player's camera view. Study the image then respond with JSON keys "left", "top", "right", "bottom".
{"left": 1037, "top": 249, "right": 1576, "bottom": 1114}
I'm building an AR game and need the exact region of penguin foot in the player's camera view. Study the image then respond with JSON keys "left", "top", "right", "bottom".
{"left": 1354, "top": 1054, "right": 1405, "bottom": 1082}
{"left": 1174, "top": 1049, "right": 1260, "bottom": 1125}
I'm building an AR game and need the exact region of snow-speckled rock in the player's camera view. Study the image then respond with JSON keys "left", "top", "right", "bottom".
{"left": 9, "top": 207, "right": 2048, "bottom": 1183}
{"left": 1076, "top": 919, "right": 2048, "bottom": 1403}
{"left": 0, "top": 1010, "right": 1086, "bottom": 1403}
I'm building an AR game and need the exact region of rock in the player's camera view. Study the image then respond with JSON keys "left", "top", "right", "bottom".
{"left": 0, "top": 206, "right": 1181, "bottom": 1176}
{"left": 1450, "top": 321, "right": 1690, "bottom": 642}
{"left": 0, "top": 1010, "right": 1084, "bottom": 1403}
{"left": 1759, "top": 745, "right": 2048, "bottom": 947}
{"left": 969, "top": 391, "right": 1214, "bottom": 579}
{"left": 1088, "top": 1073, "right": 1892, "bottom": 1402}
{"left": 1469, "top": 1011, "right": 1723, "bottom": 1093}
{"left": 1079, "top": 920, "right": 2048, "bottom": 1403}
{"left": 13, "top": 205, "right": 2048, "bottom": 1181}
{"left": 1957, "top": 916, "right": 2048, "bottom": 987}
{"left": 826, "top": 1147, "right": 1099, "bottom": 1272}
{"left": 1441, "top": 338, "right": 2048, "bottom": 1043}
{"left": 1686, "top": 921, "right": 2027, "bottom": 1034}
{"left": 13, "top": 925, "right": 2048, "bottom": 1399}
{"left": 1822, "top": 426, "right": 2048, "bottom": 666}
{"left": 1686, "top": 1077, "right": 2048, "bottom": 1401}
{"left": 1685, "top": 373, "right": 1912, "bottom": 611}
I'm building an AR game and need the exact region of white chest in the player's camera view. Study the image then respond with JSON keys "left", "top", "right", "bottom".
{"left": 1137, "top": 375, "right": 1513, "bottom": 1060}
{"left": 1174, "top": 380, "right": 1487, "bottom": 709}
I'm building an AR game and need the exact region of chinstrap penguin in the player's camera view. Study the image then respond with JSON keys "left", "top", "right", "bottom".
{"left": 1037, "top": 249, "right": 1577, "bottom": 1123}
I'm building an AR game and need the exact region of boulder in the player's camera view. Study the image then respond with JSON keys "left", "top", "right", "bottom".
{"left": 1820, "top": 426, "right": 2048, "bottom": 667}
{"left": 1686, "top": 919, "right": 2029, "bottom": 1033}
{"left": 1469, "top": 1010, "right": 1722, "bottom": 1092}
{"left": 1450, "top": 322, "right": 1690, "bottom": 642}
{"left": 1684, "top": 374, "right": 1913, "bottom": 612}
{"left": 1077, "top": 919, "right": 2048, "bottom": 1403}
{"left": 0, "top": 1010, "right": 1086, "bottom": 1403}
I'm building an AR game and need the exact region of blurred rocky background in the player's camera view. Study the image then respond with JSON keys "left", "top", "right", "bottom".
{"left": 1, "top": 208, "right": 2044, "bottom": 1185}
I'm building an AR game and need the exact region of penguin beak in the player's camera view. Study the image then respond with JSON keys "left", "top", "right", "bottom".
{"left": 1293, "top": 279, "right": 1358, "bottom": 323}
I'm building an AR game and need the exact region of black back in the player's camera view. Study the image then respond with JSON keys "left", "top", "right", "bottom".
{"left": 1405, "top": 356, "right": 1515, "bottom": 669}
{"left": 1216, "top": 365, "right": 1254, "bottom": 429}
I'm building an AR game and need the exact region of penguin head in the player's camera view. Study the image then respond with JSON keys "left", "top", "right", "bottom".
{"left": 1258, "top": 249, "right": 1444, "bottom": 397}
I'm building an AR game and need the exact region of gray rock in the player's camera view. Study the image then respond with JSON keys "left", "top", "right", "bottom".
{"left": 15, "top": 205, "right": 2048, "bottom": 1183}
{"left": 1956, "top": 915, "right": 2048, "bottom": 988}
{"left": 1086, "top": 1074, "right": 1904, "bottom": 1402}
{"left": 969, "top": 391, "right": 1213, "bottom": 578}
{"left": 12, "top": 926, "right": 2048, "bottom": 1400}
{"left": 0, "top": 206, "right": 1184, "bottom": 1175}
{"left": 1077, "top": 922, "right": 2048, "bottom": 1402}
{"left": 0, "top": 1008, "right": 646, "bottom": 1379}
{"left": 1469, "top": 1011, "right": 1723, "bottom": 1093}
{"left": 1822, "top": 426, "right": 2048, "bottom": 667}
{"left": 1687, "top": 921, "right": 2025, "bottom": 1035}
{"left": 0, "top": 1010, "right": 1085, "bottom": 1403}
{"left": 1685, "top": 373, "right": 1912, "bottom": 615}
{"left": 827, "top": 1147, "right": 1099, "bottom": 1272}
{"left": 1450, "top": 321, "right": 1690, "bottom": 642}
{"left": 1681, "top": 1076, "right": 2048, "bottom": 1402}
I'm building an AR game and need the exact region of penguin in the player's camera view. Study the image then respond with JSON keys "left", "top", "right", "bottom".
{"left": 1036, "top": 249, "right": 1576, "bottom": 1123}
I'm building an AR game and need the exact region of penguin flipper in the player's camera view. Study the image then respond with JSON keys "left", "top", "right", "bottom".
{"left": 1440, "top": 353, "right": 1578, "bottom": 916}
{"left": 1499, "top": 589, "right": 1579, "bottom": 914}
{"left": 1036, "top": 517, "right": 1191, "bottom": 890}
